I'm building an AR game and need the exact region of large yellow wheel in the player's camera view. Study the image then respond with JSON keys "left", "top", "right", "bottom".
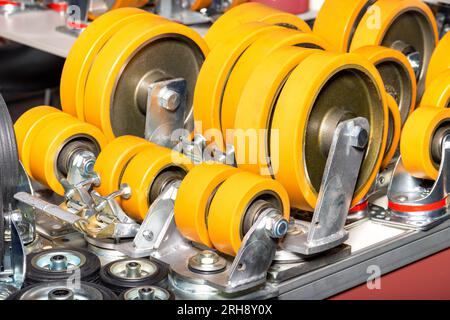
{"left": 174, "top": 163, "right": 238, "bottom": 248}
{"left": 207, "top": 171, "right": 289, "bottom": 256}
{"left": 28, "top": 116, "right": 107, "bottom": 195}
{"left": 14, "top": 106, "right": 72, "bottom": 179}
{"left": 349, "top": 0, "right": 438, "bottom": 99}
{"left": 426, "top": 32, "right": 450, "bottom": 88}
{"left": 194, "top": 22, "right": 281, "bottom": 149}
{"left": 233, "top": 46, "right": 321, "bottom": 176}
{"left": 353, "top": 45, "right": 416, "bottom": 126}
{"left": 381, "top": 94, "right": 401, "bottom": 169}
{"left": 401, "top": 107, "right": 450, "bottom": 180}
{"left": 222, "top": 28, "right": 332, "bottom": 136}
{"left": 121, "top": 145, "right": 192, "bottom": 222}
{"left": 88, "top": 0, "right": 149, "bottom": 20}
{"left": 270, "top": 52, "right": 388, "bottom": 211}
{"left": 61, "top": 8, "right": 158, "bottom": 120}
{"left": 93, "top": 135, "right": 150, "bottom": 198}
{"left": 84, "top": 18, "right": 208, "bottom": 141}
{"left": 421, "top": 70, "right": 450, "bottom": 109}
{"left": 313, "top": 0, "right": 372, "bottom": 52}
{"left": 204, "top": 2, "right": 311, "bottom": 49}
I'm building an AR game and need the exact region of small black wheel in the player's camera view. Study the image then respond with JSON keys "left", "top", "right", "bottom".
{"left": 7, "top": 281, "right": 117, "bottom": 300}
{"left": 25, "top": 248, "right": 101, "bottom": 285}
{"left": 119, "top": 286, "right": 175, "bottom": 300}
{"left": 100, "top": 258, "right": 168, "bottom": 294}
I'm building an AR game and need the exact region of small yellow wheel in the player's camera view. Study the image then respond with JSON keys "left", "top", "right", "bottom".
{"left": 207, "top": 171, "right": 289, "bottom": 256}
{"left": 349, "top": 0, "right": 438, "bottom": 99}
{"left": 194, "top": 22, "right": 281, "bottom": 149}
{"left": 191, "top": 0, "right": 212, "bottom": 11}
{"left": 426, "top": 32, "right": 450, "bottom": 88}
{"left": 174, "top": 163, "right": 238, "bottom": 248}
{"left": 421, "top": 70, "right": 450, "bottom": 109}
{"left": 222, "top": 28, "right": 332, "bottom": 136}
{"left": 401, "top": 107, "right": 450, "bottom": 180}
{"left": 313, "top": 0, "right": 372, "bottom": 52}
{"left": 353, "top": 45, "right": 417, "bottom": 126}
{"left": 93, "top": 135, "right": 150, "bottom": 198}
{"left": 233, "top": 46, "right": 321, "bottom": 176}
{"left": 28, "top": 115, "right": 107, "bottom": 195}
{"left": 204, "top": 2, "right": 311, "bottom": 49}
{"left": 121, "top": 145, "right": 192, "bottom": 222}
{"left": 270, "top": 52, "right": 388, "bottom": 211}
{"left": 381, "top": 94, "right": 401, "bottom": 169}
{"left": 14, "top": 106, "right": 72, "bottom": 179}
{"left": 84, "top": 18, "right": 208, "bottom": 141}
{"left": 61, "top": 8, "right": 158, "bottom": 120}
{"left": 88, "top": 0, "right": 149, "bottom": 20}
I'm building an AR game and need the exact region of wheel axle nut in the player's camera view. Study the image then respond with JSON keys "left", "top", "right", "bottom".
{"left": 266, "top": 216, "right": 289, "bottom": 239}
{"left": 158, "top": 87, "right": 180, "bottom": 111}
{"left": 348, "top": 126, "right": 368, "bottom": 149}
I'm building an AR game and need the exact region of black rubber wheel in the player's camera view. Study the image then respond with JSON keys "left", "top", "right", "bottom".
{"left": 7, "top": 281, "right": 117, "bottom": 300}
{"left": 25, "top": 248, "right": 101, "bottom": 285}
{"left": 119, "top": 286, "right": 175, "bottom": 300}
{"left": 0, "top": 93, "right": 19, "bottom": 266}
{"left": 100, "top": 258, "right": 168, "bottom": 295}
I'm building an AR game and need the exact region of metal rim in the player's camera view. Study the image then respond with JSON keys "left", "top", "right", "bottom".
{"left": 108, "top": 259, "right": 159, "bottom": 280}
{"left": 31, "top": 249, "right": 87, "bottom": 273}
{"left": 111, "top": 35, "right": 204, "bottom": 137}
{"left": 19, "top": 282, "right": 103, "bottom": 300}
{"left": 122, "top": 286, "right": 172, "bottom": 300}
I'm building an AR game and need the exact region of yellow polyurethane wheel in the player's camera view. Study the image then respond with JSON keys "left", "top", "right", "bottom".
{"left": 400, "top": 106, "right": 450, "bottom": 180}
{"left": 61, "top": 8, "right": 159, "bottom": 120}
{"left": 93, "top": 135, "right": 150, "bottom": 198}
{"left": 121, "top": 145, "right": 192, "bottom": 222}
{"left": 221, "top": 28, "right": 332, "bottom": 137}
{"left": 270, "top": 52, "right": 388, "bottom": 211}
{"left": 349, "top": 0, "right": 438, "bottom": 98}
{"left": 204, "top": 2, "right": 311, "bottom": 49}
{"left": 207, "top": 171, "right": 290, "bottom": 256}
{"left": 381, "top": 94, "right": 401, "bottom": 169}
{"left": 426, "top": 32, "right": 450, "bottom": 88}
{"left": 313, "top": 0, "right": 371, "bottom": 52}
{"left": 84, "top": 18, "right": 208, "bottom": 141}
{"left": 174, "top": 163, "right": 238, "bottom": 248}
{"left": 191, "top": 0, "right": 212, "bottom": 11}
{"left": 14, "top": 106, "right": 72, "bottom": 180}
{"left": 421, "top": 70, "right": 450, "bottom": 109}
{"left": 88, "top": 0, "right": 149, "bottom": 20}
{"left": 233, "top": 46, "right": 321, "bottom": 176}
{"left": 352, "top": 45, "right": 417, "bottom": 126}
{"left": 194, "top": 22, "right": 281, "bottom": 150}
{"left": 29, "top": 116, "right": 107, "bottom": 195}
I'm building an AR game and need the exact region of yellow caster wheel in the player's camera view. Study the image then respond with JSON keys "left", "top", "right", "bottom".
{"left": 194, "top": 22, "right": 281, "bottom": 149}
{"left": 84, "top": 18, "right": 208, "bottom": 141}
{"left": 88, "top": 0, "right": 149, "bottom": 20}
{"left": 313, "top": 0, "right": 372, "bottom": 52}
{"left": 174, "top": 163, "right": 238, "bottom": 248}
{"left": 353, "top": 46, "right": 417, "bottom": 126}
{"left": 61, "top": 8, "right": 158, "bottom": 120}
{"left": 426, "top": 32, "right": 450, "bottom": 88}
{"left": 93, "top": 135, "right": 150, "bottom": 198}
{"left": 421, "top": 70, "right": 450, "bottom": 109}
{"left": 222, "top": 28, "right": 332, "bottom": 136}
{"left": 349, "top": 0, "right": 438, "bottom": 99}
{"left": 28, "top": 115, "right": 107, "bottom": 195}
{"left": 14, "top": 106, "right": 72, "bottom": 179}
{"left": 401, "top": 107, "right": 450, "bottom": 180}
{"left": 204, "top": 2, "right": 311, "bottom": 49}
{"left": 207, "top": 171, "right": 289, "bottom": 256}
{"left": 381, "top": 94, "right": 401, "bottom": 169}
{"left": 121, "top": 145, "right": 192, "bottom": 222}
{"left": 233, "top": 46, "right": 321, "bottom": 176}
{"left": 270, "top": 52, "right": 388, "bottom": 211}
